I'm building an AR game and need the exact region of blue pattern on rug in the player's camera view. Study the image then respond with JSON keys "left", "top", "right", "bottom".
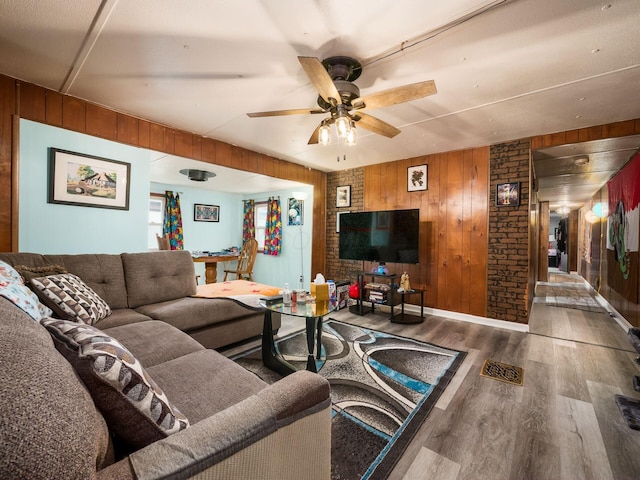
{"left": 233, "top": 319, "right": 466, "bottom": 480}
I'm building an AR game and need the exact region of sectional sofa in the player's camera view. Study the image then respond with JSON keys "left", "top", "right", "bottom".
{"left": 0, "top": 251, "right": 330, "bottom": 479}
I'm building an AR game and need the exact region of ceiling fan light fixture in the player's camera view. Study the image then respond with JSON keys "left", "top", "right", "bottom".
{"left": 345, "top": 122, "right": 357, "bottom": 146}
{"left": 318, "top": 122, "right": 331, "bottom": 145}
{"left": 335, "top": 114, "right": 351, "bottom": 139}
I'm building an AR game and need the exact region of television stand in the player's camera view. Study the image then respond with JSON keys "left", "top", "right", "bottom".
{"left": 350, "top": 272, "right": 399, "bottom": 317}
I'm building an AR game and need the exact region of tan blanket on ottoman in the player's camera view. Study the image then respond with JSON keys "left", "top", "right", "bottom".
{"left": 193, "top": 280, "right": 281, "bottom": 309}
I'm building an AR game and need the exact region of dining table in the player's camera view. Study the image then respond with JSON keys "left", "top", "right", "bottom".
{"left": 192, "top": 253, "right": 239, "bottom": 284}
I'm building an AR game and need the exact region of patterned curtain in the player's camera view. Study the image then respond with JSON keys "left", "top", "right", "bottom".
{"left": 242, "top": 199, "right": 255, "bottom": 244}
{"left": 264, "top": 196, "right": 282, "bottom": 256}
{"left": 163, "top": 191, "right": 184, "bottom": 250}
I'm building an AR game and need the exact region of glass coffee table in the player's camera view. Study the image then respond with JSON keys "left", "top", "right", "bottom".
{"left": 260, "top": 300, "right": 335, "bottom": 376}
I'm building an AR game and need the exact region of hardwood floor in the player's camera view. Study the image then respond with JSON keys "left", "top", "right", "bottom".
{"left": 331, "top": 280, "right": 640, "bottom": 479}
{"left": 223, "top": 275, "right": 640, "bottom": 479}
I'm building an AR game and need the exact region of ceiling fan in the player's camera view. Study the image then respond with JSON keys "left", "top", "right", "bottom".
{"left": 247, "top": 56, "right": 437, "bottom": 145}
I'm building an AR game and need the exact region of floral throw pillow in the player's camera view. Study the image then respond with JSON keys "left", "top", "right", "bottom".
{"left": 42, "top": 319, "right": 190, "bottom": 449}
{"left": 0, "top": 260, "right": 52, "bottom": 321}
{"left": 30, "top": 273, "right": 111, "bottom": 325}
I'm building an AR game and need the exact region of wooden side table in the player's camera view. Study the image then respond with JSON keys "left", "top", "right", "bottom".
{"left": 389, "top": 289, "right": 424, "bottom": 324}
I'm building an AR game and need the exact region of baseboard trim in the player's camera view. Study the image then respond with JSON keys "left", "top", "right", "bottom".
{"left": 400, "top": 303, "right": 530, "bottom": 333}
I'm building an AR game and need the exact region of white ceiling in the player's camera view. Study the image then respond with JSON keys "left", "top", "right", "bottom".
{"left": 1, "top": 0, "right": 639, "bottom": 204}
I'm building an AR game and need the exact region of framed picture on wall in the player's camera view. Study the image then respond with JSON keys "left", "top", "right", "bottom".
{"left": 194, "top": 204, "right": 219, "bottom": 222}
{"left": 288, "top": 197, "right": 303, "bottom": 225}
{"left": 48, "top": 148, "right": 131, "bottom": 210}
{"left": 408, "top": 164, "right": 428, "bottom": 191}
{"left": 336, "top": 185, "right": 351, "bottom": 207}
{"left": 496, "top": 182, "right": 520, "bottom": 206}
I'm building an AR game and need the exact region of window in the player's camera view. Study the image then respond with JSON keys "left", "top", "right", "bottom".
{"left": 254, "top": 201, "right": 267, "bottom": 252}
{"left": 149, "top": 194, "right": 165, "bottom": 250}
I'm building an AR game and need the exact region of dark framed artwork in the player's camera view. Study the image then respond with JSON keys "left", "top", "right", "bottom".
{"left": 408, "top": 164, "right": 428, "bottom": 191}
{"left": 496, "top": 182, "right": 520, "bottom": 206}
{"left": 288, "top": 197, "right": 303, "bottom": 226}
{"left": 336, "top": 185, "right": 351, "bottom": 207}
{"left": 194, "top": 203, "right": 219, "bottom": 222}
{"left": 48, "top": 148, "right": 130, "bottom": 210}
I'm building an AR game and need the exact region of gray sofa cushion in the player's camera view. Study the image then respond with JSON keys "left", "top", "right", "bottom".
{"left": 121, "top": 251, "right": 197, "bottom": 308}
{"left": 43, "top": 319, "right": 190, "bottom": 450}
{"left": 0, "top": 253, "right": 129, "bottom": 309}
{"left": 97, "top": 308, "right": 152, "bottom": 329}
{"left": 135, "top": 296, "right": 260, "bottom": 332}
{"left": 104, "top": 320, "right": 205, "bottom": 368}
{"left": 0, "top": 298, "right": 113, "bottom": 479}
{"left": 147, "top": 349, "right": 267, "bottom": 424}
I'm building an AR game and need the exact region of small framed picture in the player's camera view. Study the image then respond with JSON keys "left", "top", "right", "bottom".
{"left": 496, "top": 182, "right": 520, "bottom": 206}
{"left": 408, "top": 164, "right": 428, "bottom": 191}
{"left": 194, "top": 204, "right": 219, "bottom": 222}
{"left": 287, "top": 197, "right": 303, "bottom": 226}
{"left": 336, "top": 185, "right": 351, "bottom": 207}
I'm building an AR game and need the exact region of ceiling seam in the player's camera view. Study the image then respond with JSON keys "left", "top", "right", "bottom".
{"left": 59, "top": 0, "right": 119, "bottom": 93}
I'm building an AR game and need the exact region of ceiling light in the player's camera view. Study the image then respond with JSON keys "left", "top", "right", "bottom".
{"left": 556, "top": 206, "right": 570, "bottom": 216}
{"left": 335, "top": 114, "right": 351, "bottom": 139}
{"left": 345, "top": 122, "right": 357, "bottom": 146}
{"left": 179, "top": 169, "right": 216, "bottom": 182}
{"left": 574, "top": 156, "right": 589, "bottom": 166}
{"left": 318, "top": 121, "right": 331, "bottom": 145}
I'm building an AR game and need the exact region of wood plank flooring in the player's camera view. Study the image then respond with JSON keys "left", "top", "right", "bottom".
{"left": 222, "top": 275, "right": 640, "bottom": 479}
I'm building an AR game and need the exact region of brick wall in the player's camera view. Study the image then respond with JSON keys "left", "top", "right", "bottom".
{"left": 487, "top": 139, "right": 531, "bottom": 323}
{"left": 326, "top": 168, "right": 364, "bottom": 282}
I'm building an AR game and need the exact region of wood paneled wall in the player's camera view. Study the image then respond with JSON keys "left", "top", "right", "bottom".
{"left": 361, "top": 147, "right": 490, "bottom": 317}
{"left": 0, "top": 75, "right": 327, "bottom": 276}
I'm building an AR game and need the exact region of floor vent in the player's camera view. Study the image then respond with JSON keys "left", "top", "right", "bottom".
{"left": 480, "top": 359, "right": 524, "bottom": 386}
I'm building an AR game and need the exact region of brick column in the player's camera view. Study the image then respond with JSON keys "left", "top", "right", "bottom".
{"left": 487, "top": 139, "right": 531, "bottom": 323}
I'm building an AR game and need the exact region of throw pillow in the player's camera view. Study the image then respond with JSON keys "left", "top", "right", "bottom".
{"left": 30, "top": 273, "right": 111, "bottom": 325}
{"left": 0, "top": 260, "right": 53, "bottom": 321}
{"left": 42, "top": 319, "right": 190, "bottom": 449}
{"left": 14, "top": 263, "right": 67, "bottom": 283}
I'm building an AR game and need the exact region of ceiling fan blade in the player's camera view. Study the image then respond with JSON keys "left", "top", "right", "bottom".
{"left": 308, "top": 123, "right": 321, "bottom": 145}
{"left": 353, "top": 80, "right": 437, "bottom": 110}
{"left": 353, "top": 112, "right": 401, "bottom": 138}
{"left": 298, "top": 56, "right": 342, "bottom": 106}
{"left": 247, "top": 108, "right": 325, "bottom": 118}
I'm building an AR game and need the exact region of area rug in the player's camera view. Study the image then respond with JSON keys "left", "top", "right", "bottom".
{"left": 232, "top": 319, "right": 466, "bottom": 480}
{"left": 536, "top": 283, "right": 606, "bottom": 313}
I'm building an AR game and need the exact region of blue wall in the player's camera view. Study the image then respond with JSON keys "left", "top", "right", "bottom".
{"left": 19, "top": 120, "right": 150, "bottom": 254}
{"left": 19, "top": 119, "right": 314, "bottom": 289}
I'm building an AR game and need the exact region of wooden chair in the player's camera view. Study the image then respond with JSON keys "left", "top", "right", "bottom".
{"left": 223, "top": 238, "right": 258, "bottom": 281}
{"left": 156, "top": 233, "right": 170, "bottom": 250}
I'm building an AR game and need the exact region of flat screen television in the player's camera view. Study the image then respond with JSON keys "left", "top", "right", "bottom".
{"left": 339, "top": 209, "right": 420, "bottom": 264}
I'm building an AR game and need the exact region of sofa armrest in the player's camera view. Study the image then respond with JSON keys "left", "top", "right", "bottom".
{"left": 129, "top": 371, "right": 331, "bottom": 480}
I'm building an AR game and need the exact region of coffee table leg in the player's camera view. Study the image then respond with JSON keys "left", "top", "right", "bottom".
{"left": 262, "top": 310, "right": 296, "bottom": 376}
{"left": 305, "top": 317, "right": 318, "bottom": 373}
{"left": 316, "top": 318, "right": 323, "bottom": 360}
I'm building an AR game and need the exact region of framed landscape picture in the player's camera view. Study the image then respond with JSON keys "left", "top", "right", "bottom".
{"left": 194, "top": 204, "right": 220, "bottom": 222}
{"left": 48, "top": 148, "right": 130, "bottom": 210}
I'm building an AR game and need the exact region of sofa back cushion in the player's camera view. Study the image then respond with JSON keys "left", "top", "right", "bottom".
{"left": 0, "top": 253, "right": 129, "bottom": 309}
{"left": 0, "top": 297, "right": 113, "bottom": 479}
{"left": 121, "top": 251, "right": 197, "bottom": 308}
